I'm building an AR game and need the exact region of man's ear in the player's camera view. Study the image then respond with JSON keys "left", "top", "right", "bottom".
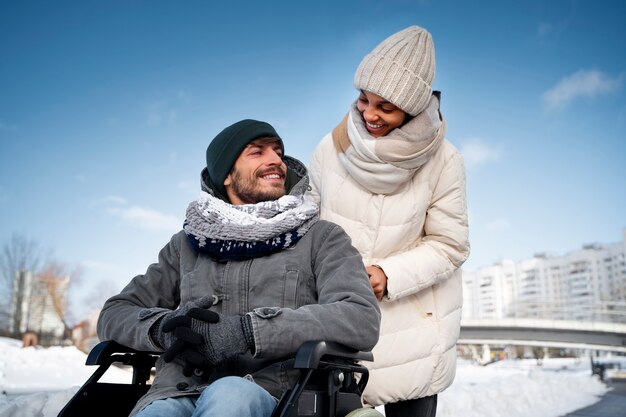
{"left": 223, "top": 173, "right": 232, "bottom": 187}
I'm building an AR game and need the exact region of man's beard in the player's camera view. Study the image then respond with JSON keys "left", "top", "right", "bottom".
{"left": 229, "top": 167, "right": 286, "bottom": 204}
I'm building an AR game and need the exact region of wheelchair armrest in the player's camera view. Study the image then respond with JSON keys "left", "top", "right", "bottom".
{"left": 58, "top": 342, "right": 155, "bottom": 417}
{"left": 272, "top": 342, "right": 373, "bottom": 417}
{"left": 86, "top": 340, "right": 149, "bottom": 366}
{"left": 85, "top": 340, "right": 158, "bottom": 386}
{"left": 293, "top": 341, "right": 373, "bottom": 369}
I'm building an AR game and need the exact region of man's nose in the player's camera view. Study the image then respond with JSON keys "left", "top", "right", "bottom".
{"left": 266, "top": 149, "right": 283, "bottom": 165}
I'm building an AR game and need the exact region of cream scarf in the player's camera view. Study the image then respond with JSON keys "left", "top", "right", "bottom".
{"left": 333, "top": 94, "right": 445, "bottom": 194}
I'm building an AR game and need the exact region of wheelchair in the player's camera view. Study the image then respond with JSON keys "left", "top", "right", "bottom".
{"left": 57, "top": 340, "right": 383, "bottom": 417}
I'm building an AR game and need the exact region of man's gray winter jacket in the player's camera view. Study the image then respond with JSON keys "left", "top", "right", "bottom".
{"left": 97, "top": 158, "right": 380, "bottom": 415}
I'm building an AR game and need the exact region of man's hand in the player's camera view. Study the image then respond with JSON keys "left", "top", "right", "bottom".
{"left": 152, "top": 295, "right": 216, "bottom": 356}
{"left": 162, "top": 307, "right": 255, "bottom": 368}
{"left": 366, "top": 265, "right": 388, "bottom": 301}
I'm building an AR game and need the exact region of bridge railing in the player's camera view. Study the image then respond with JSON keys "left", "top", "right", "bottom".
{"left": 458, "top": 318, "right": 626, "bottom": 353}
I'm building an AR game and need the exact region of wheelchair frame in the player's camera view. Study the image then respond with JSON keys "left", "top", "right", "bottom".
{"left": 57, "top": 340, "right": 375, "bottom": 417}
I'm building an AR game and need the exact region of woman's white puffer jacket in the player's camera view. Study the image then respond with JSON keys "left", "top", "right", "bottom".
{"left": 308, "top": 132, "right": 470, "bottom": 406}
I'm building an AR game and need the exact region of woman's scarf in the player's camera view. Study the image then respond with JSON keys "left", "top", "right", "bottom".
{"left": 183, "top": 190, "right": 319, "bottom": 260}
{"left": 333, "top": 94, "right": 446, "bottom": 195}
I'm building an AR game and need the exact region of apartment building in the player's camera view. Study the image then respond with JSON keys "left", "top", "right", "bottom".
{"left": 462, "top": 230, "right": 626, "bottom": 323}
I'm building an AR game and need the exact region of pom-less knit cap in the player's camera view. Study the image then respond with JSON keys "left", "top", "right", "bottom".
{"left": 354, "top": 25, "right": 435, "bottom": 116}
{"left": 206, "top": 119, "right": 283, "bottom": 200}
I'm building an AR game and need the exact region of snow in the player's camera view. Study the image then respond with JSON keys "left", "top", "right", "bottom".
{"left": 0, "top": 336, "right": 609, "bottom": 417}
{"left": 438, "top": 358, "right": 609, "bottom": 417}
{"left": 0, "top": 337, "right": 132, "bottom": 417}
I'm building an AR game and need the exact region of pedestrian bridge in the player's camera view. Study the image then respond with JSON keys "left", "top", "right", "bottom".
{"left": 459, "top": 318, "right": 626, "bottom": 353}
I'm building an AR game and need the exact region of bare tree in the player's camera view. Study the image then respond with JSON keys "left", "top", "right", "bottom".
{"left": 0, "top": 234, "right": 48, "bottom": 331}
{"left": 38, "top": 261, "right": 83, "bottom": 335}
{"left": 0, "top": 234, "right": 83, "bottom": 345}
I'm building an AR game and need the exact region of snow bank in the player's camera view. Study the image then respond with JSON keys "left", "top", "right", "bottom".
{"left": 0, "top": 337, "right": 131, "bottom": 417}
{"left": 0, "top": 337, "right": 609, "bottom": 417}
{"left": 439, "top": 358, "right": 608, "bottom": 417}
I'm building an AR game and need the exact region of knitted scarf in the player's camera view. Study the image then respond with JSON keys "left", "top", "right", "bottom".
{"left": 333, "top": 93, "right": 445, "bottom": 195}
{"left": 183, "top": 190, "right": 319, "bottom": 260}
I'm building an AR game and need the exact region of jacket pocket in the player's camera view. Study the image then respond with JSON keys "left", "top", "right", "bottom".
{"left": 283, "top": 269, "right": 299, "bottom": 309}
{"left": 282, "top": 268, "right": 316, "bottom": 309}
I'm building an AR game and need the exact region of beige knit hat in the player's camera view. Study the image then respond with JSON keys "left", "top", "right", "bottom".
{"left": 354, "top": 25, "right": 435, "bottom": 116}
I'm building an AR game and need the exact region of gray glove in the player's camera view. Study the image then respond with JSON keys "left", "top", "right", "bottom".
{"left": 165, "top": 307, "right": 255, "bottom": 366}
{"left": 150, "top": 296, "right": 215, "bottom": 356}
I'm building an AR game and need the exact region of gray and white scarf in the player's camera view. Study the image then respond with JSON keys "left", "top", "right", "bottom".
{"left": 334, "top": 94, "right": 445, "bottom": 195}
{"left": 183, "top": 190, "right": 319, "bottom": 260}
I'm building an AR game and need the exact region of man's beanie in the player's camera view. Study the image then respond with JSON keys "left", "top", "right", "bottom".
{"left": 206, "top": 119, "right": 283, "bottom": 198}
{"left": 354, "top": 25, "right": 435, "bottom": 116}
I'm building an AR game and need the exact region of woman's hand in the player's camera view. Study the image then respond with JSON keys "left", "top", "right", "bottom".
{"left": 366, "top": 265, "right": 388, "bottom": 301}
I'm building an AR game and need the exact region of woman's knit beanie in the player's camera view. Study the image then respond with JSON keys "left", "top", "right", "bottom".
{"left": 354, "top": 25, "right": 435, "bottom": 116}
{"left": 205, "top": 119, "right": 283, "bottom": 199}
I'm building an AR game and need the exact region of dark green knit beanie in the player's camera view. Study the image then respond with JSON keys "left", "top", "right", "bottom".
{"left": 206, "top": 119, "right": 283, "bottom": 200}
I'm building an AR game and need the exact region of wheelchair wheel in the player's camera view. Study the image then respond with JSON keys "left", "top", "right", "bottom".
{"left": 345, "top": 408, "right": 385, "bottom": 417}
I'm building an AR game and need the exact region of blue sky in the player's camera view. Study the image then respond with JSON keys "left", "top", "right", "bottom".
{"left": 1, "top": 0, "right": 625, "bottom": 320}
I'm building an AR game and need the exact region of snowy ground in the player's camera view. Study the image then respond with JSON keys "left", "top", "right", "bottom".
{"left": 0, "top": 336, "right": 610, "bottom": 417}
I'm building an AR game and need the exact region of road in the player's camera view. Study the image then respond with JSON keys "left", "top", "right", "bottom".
{"left": 564, "top": 379, "right": 626, "bottom": 417}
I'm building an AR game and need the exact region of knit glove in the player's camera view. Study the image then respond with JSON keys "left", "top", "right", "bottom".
{"left": 150, "top": 296, "right": 216, "bottom": 358}
{"left": 162, "top": 306, "right": 256, "bottom": 368}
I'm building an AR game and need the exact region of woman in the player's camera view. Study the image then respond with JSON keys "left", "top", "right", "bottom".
{"left": 307, "top": 26, "right": 470, "bottom": 417}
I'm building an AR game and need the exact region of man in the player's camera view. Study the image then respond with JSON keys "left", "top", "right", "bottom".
{"left": 97, "top": 119, "right": 381, "bottom": 417}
